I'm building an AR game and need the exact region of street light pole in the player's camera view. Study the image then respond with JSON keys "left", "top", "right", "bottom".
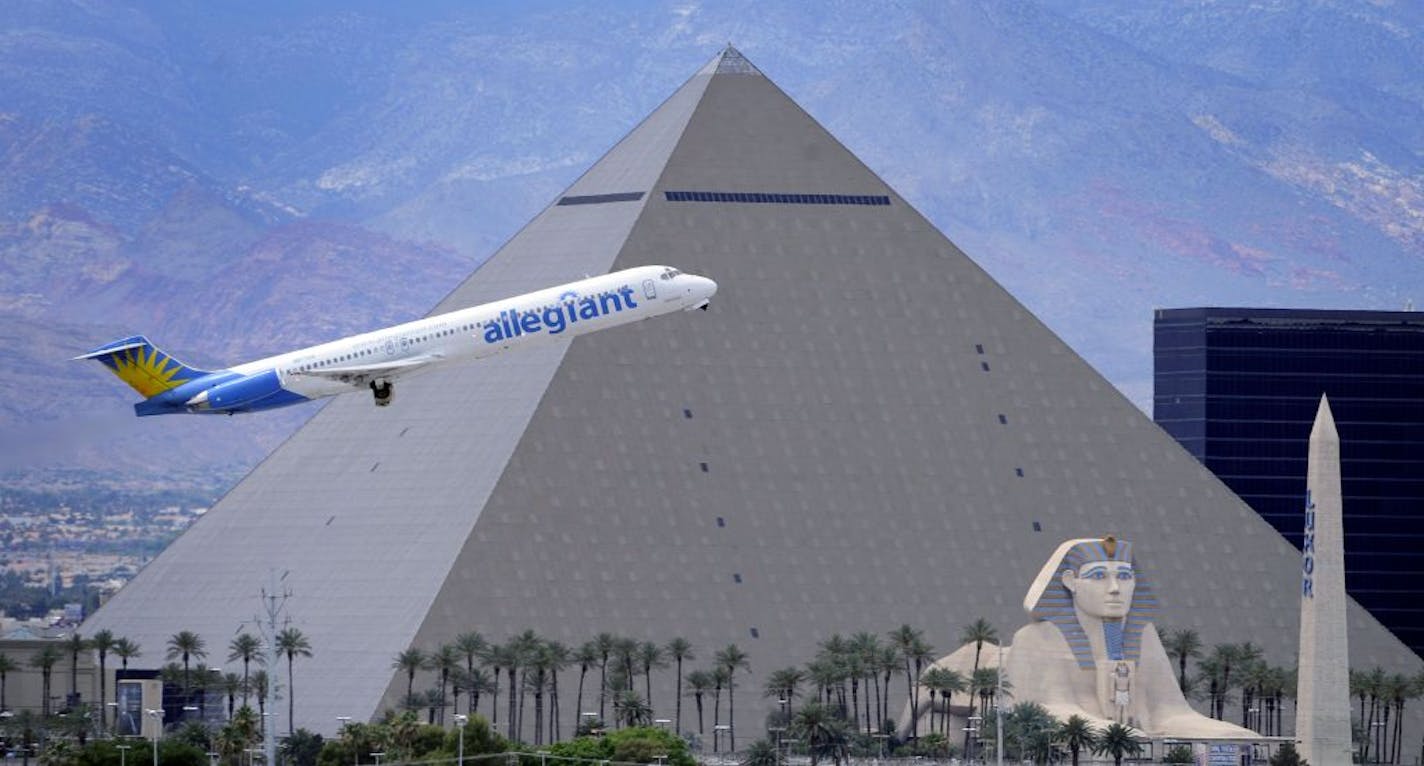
{"left": 146, "top": 708, "right": 163, "bottom": 766}
{"left": 455, "top": 714, "right": 468, "bottom": 766}
{"left": 995, "top": 645, "right": 1004, "bottom": 766}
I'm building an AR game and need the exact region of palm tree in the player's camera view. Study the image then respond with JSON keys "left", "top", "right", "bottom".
{"left": 427, "top": 644, "right": 461, "bottom": 725}
{"left": 666, "top": 637, "right": 694, "bottom": 735}
{"left": 393, "top": 648, "right": 427, "bottom": 701}
{"left": 1162, "top": 628, "right": 1201, "bottom": 693}
{"left": 790, "top": 702, "right": 849, "bottom": 766}
{"left": 90, "top": 630, "right": 117, "bottom": 731}
{"left": 454, "top": 632, "right": 486, "bottom": 717}
{"left": 466, "top": 667, "right": 494, "bottom": 719}
{"left": 63, "top": 632, "right": 88, "bottom": 702}
{"left": 637, "top": 641, "right": 667, "bottom": 714}
{"left": 922, "top": 667, "right": 965, "bottom": 736}
{"left": 166, "top": 630, "right": 208, "bottom": 693}
{"left": 0, "top": 652, "right": 18, "bottom": 712}
{"left": 220, "top": 672, "right": 243, "bottom": 719}
{"left": 875, "top": 644, "right": 899, "bottom": 731}
{"left": 114, "top": 637, "right": 142, "bottom": 671}
{"left": 228, "top": 633, "right": 264, "bottom": 706}
{"left": 849, "top": 632, "right": 880, "bottom": 733}
{"left": 686, "top": 669, "right": 714, "bottom": 736}
{"left": 716, "top": 644, "right": 750, "bottom": 751}
{"left": 508, "top": 630, "right": 542, "bottom": 740}
{"left": 1092, "top": 722, "right": 1142, "bottom": 766}
{"left": 251, "top": 670, "right": 270, "bottom": 720}
{"left": 544, "top": 640, "right": 570, "bottom": 743}
{"left": 524, "top": 642, "right": 552, "bottom": 745}
{"left": 29, "top": 644, "right": 63, "bottom": 716}
{"left": 483, "top": 641, "right": 517, "bottom": 735}
{"left": 764, "top": 667, "right": 806, "bottom": 725}
{"left": 615, "top": 690, "right": 651, "bottom": 728}
{"left": 742, "top": 739, "right": 780, "bottom": 766}
{"left": 711, "top": 666, "right": 731, "bottom": 750}
{"left": 573, "top": 641, "right": 599, "bottom": 725}
{"left": 275, "top": 627, "right": 312, "bottom": 735}
{"left": 1056, "top": 714, "right": 1097, "bottom": 766}
{"left": 594, "top": 633, "right": 617, "bottom": 720}
{"left": 958, "top": 618, "right": 997, "bottom": 750}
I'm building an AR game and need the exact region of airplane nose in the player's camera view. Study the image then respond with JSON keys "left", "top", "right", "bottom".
{"left": 693, "top": 276, "right": 718, "bottom": 299}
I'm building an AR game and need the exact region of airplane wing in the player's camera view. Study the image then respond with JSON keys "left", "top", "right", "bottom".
{"left": 293, "top": 354, "right": 446, "bottom": 386}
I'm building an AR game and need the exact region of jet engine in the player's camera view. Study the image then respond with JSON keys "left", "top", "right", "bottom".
{"left": 187, "top": 370, "right": 285, "bottom": 413}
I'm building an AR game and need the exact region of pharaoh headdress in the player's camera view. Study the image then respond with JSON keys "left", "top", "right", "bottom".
{"left": 1022, "top": 537, "right": 1158, "bottom": 669}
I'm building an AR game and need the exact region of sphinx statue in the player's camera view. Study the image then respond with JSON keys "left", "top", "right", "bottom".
{"left": 901, "top": 536, "right": 1255, "bottom": 740}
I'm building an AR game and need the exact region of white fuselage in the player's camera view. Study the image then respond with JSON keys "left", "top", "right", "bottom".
{"left": 233, "top": 265, "right": 716, "bottom": 401}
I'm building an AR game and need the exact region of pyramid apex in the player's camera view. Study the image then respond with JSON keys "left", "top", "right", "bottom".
{"left": 696, "top": 44, "right": 763, "bottom": 77}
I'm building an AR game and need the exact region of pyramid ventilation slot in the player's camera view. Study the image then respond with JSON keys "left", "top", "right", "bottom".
{"left": 665, "top": 191, "right": 889, "bottom": 206}
{"left": 557, "top": 192, "right": 645, "bottom": 206}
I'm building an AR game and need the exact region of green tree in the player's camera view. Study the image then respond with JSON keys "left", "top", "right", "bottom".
{"left": 741, "top": 739, "right": 778, "bottom": 766}
{"left": 1091, "top": 722, "right": 1142, "bottom": 766}
{"left": 1055, "top": 714, "right": 1097, "bottom": 766}
{"left": 282, "top": 728, "right": 325, "bottom": 766}
{"left": 1162, "top": 627, "right": 1201, "bottom": 693}
{"left": 615, "top": 690, "right": 652, "bottom": 728}
{"left": 715, "top": 644, "right": 750, "bottom": 751}
{"left": 276, "top": 627, "right": 313, "bottom": 735}
{"left": 165, "top": 631, "right": 207, "bottom": 694}
{"left": 665, "top": 637, "right": 693, "bottom": 736}
{"left": 1269, "top": 741, "right": 1310, "bottom": 766}
{"left": 227, "top": 633, "right": 263, "bottom": 707}
{"left": 998, "top": 701, "right": 1057, "bottom": 763}
{"left": 542, "top": 640, "right": 570, "bottom": 743}
{"left": 29, "top": 644, "right": 63, "bottom": 716}
{"left": 216, "top": 706, "right": 262, "bottom": 766}
{"left": 789, "top": 702, "right": 849, "bottom": 766}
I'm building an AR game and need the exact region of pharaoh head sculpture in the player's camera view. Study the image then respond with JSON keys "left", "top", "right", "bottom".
{"left": 1023, "top": 536, "right": 1159, "bottom": 669}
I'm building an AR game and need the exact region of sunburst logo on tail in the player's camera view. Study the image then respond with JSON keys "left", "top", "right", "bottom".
{"left": 106, "top": 346, "right": 192, "bottom": 398}
{"left": 76, "top": 335, "right": 211, "bottom": 400}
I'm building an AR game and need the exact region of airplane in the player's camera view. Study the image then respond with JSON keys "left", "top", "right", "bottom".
{"left": 77, "top": 265, "right": 717, "bottom": 416}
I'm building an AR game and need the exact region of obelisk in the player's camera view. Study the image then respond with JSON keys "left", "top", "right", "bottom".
{"left": 1295, "top": 395, "right": 1352, "bottom": 765}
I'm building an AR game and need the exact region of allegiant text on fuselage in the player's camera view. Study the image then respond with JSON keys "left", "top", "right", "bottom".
{"left": 481, "top": 286, "right": 640, "bottom": 344}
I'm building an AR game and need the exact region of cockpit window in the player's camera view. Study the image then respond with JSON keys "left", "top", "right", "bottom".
{"left": 661, "top": 268, "right": 683, "bottom": 280}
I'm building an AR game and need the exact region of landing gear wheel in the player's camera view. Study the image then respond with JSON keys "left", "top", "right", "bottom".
{"left": 370, "top": 380, "right": 394, "bottom": 407}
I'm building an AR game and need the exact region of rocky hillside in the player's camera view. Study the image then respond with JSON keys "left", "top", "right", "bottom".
{"left": 2, "top": 0, "right": 1420, "bottom": 484}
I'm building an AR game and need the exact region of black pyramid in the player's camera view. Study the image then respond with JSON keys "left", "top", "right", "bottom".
{"left": 85, "top": 47, "right": 1416, "bottom": 738}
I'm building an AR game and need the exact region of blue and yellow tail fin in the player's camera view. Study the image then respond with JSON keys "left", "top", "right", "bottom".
{"left": 74, "top": 335, "right": 212, "bottom": 399}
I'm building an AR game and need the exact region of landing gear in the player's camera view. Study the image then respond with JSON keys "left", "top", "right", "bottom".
{"left": 370, "top": 379, "right": 394, "bottom": 407}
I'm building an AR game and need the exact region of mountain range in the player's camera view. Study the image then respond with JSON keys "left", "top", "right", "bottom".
{"left": 3, "top": 0, "right": 1421, "bottom": 485}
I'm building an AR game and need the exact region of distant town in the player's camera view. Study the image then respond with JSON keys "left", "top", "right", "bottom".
{"left": 0, "top": 471, "right": 223, "bottom": 631}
